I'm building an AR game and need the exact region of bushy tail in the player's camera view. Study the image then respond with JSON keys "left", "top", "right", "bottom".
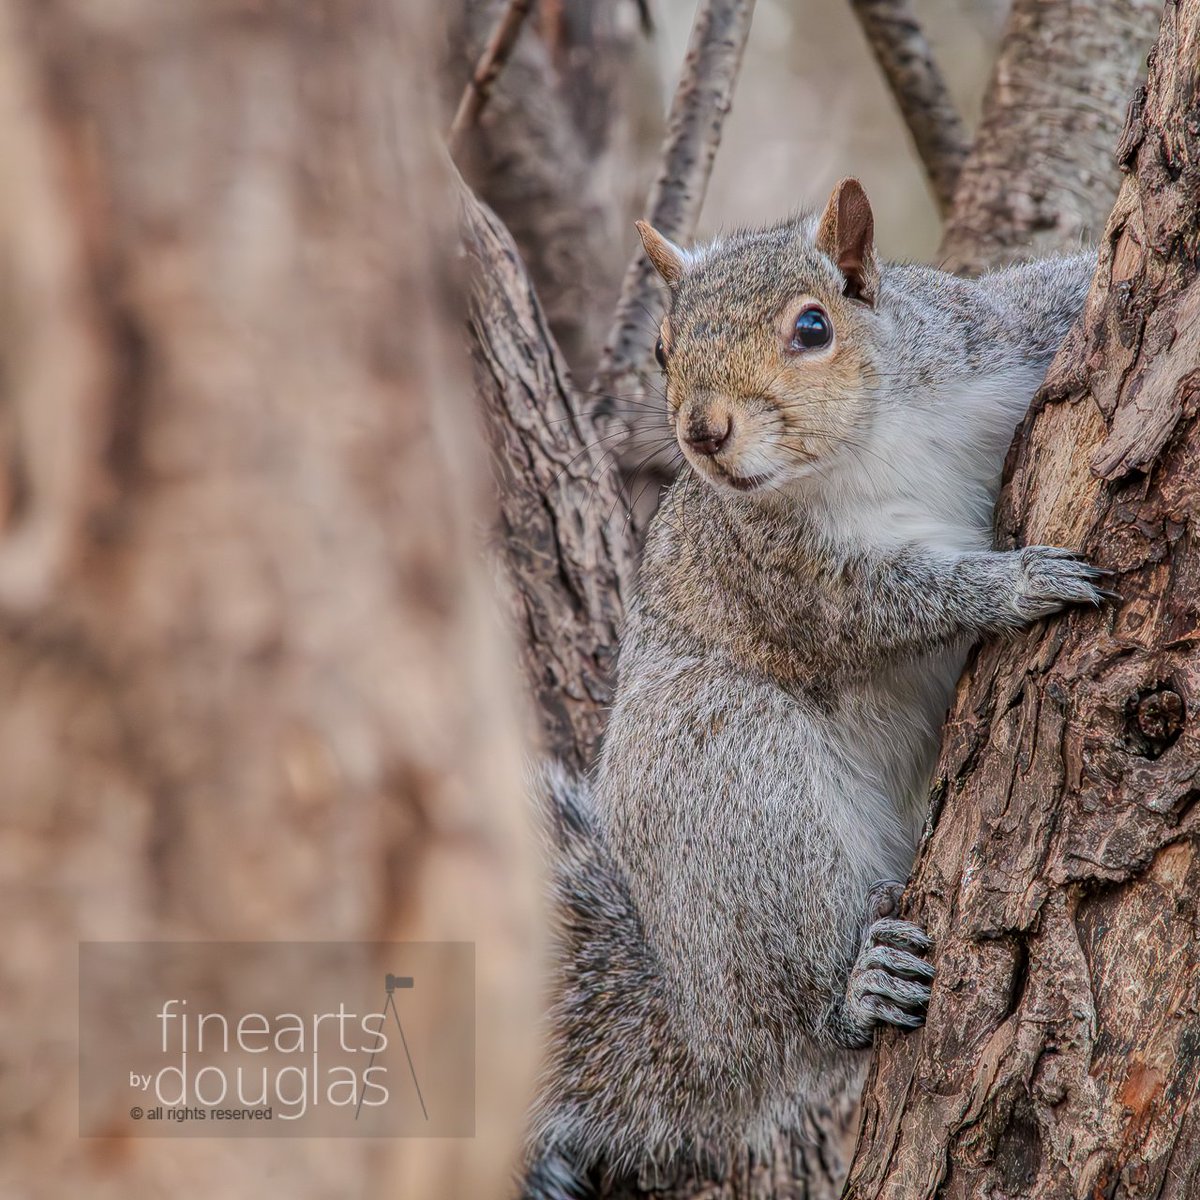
{"left": 517, "top": 761, "right": 684, "bottom": 1196}
{"left": 519, "top": 1146, "right": 595, "bottom": 1200}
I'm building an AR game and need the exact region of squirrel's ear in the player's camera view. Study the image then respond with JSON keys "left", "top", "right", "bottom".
{"left": 815, "top": 178, "right": 879, "bottom": 308}
{"left": 636, "top": 220, "right": 688, "bottom": 288}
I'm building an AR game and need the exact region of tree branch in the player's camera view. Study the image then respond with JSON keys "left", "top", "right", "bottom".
{"left": 460, "top": 176, "right": 635, "bottom": 773}
{"left": 447, "top": 0, "right": 534, "bottom": 156}
{"left": 591, "top": 0, "right": 756, "bottom": 466}
{"left": 847, "top": 0, "right": 970, "bottom": 216}
{"left": 938, "top": 0, "right": 1160, "bottom": 274}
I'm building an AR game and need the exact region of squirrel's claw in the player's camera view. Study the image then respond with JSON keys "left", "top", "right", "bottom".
{"left": 857, "top": 942, "right": 935, "bottom": 981}
{"left": 861, "top": 998, "right": 926, "bottom": 1030}
{"left": 867, "top": 917, "right": 932, "bottom": 954}
{"left": 1012, "top": 546, "right": 1112, "bottom": 619}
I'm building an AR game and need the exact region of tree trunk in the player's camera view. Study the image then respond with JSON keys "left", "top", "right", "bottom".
{"left": 0, "top": 3, "right": 539, "bottom": 1198}
{"left": 939, "top": 0, "right": 1160, "bottom": 274}
{"left": 844, "top": 2, "right": 1200, "bottom": 1196}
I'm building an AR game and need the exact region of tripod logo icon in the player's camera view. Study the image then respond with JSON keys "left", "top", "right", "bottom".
{"left": 355, "top": 972, "right": 428, "bottom": 1122}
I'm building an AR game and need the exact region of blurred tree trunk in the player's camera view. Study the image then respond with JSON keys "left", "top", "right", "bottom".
{"left": 844, "top": 2, "right": 1200, "bottom": 1196}
{"left": 0, "top": 3, "right": 539, "bottom": 1199}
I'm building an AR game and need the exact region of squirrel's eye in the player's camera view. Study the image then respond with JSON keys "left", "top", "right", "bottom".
{"left": 655, "top": 336, "right": 667, "bottom": 370}
{"left": 790, "top": 307, "right": 833, "bottom": 352}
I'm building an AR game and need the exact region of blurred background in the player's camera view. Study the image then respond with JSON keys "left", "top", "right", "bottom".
{"left": 660, "top": 0, "right": 1004, "bottom": 256}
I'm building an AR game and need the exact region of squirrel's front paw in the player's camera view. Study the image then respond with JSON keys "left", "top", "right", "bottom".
{"left": 1011, "top": 546, "right": 1109, "bottom": 622}
{"left": 834, "top": 881, "right": 934, "bottom": 1048}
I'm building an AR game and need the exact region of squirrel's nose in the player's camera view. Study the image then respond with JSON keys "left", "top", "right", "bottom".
{"left": 683, "top": 415, "right": 732, "bottom": 458}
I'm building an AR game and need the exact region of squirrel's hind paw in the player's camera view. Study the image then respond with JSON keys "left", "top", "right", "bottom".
{"left": 832, "top": 885, "right": 934, "bottom": 1048}
{"left": 847, "top": 920, "right": 934, "bottom": 1030}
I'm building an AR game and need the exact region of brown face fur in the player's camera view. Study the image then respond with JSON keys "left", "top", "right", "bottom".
{"left": 639, "top": 182, "right": 879, "bottom": 497}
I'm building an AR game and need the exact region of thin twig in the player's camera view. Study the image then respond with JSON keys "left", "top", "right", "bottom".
{"left": 448, "top": 0, "right": 534, "bottom": 156}
{"left": 591, "top": 0, "right": 756, "bottom": 497}
{"left": 848, "top": 0, "right": 970, "bottom": 216}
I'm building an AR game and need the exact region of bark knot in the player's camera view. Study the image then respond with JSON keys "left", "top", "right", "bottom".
{"left": 1126, "top": 684, "right": 1185, "bottom": 758}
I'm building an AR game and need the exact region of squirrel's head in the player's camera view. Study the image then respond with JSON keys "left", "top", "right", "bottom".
{"left": 638, "top": 177, "right": 881, "bottom": 497}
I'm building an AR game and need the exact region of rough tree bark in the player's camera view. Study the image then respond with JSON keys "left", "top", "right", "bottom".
{"left": 0, "top": 3, "right": 539, "bottom": 1198}
{"left": 939, "top": 0, "right": 1161, "bottom": 274}
{"left": 461, "top": 182, "right": 634, "bottom": 773}
{"left": 845, "top": 2, "right": 1200, "bottom": 1196}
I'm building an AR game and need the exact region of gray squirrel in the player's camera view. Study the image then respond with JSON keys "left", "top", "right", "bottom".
{"left": 522, "top": 179, "right": 1104, "bottom": 1197}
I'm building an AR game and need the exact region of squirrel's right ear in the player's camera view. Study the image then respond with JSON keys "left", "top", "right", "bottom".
{"left": 636, "top": 221, "right": 688, "bottom": 288}
{"left": 815, "top": 178, "right": 879, "bottom": 308}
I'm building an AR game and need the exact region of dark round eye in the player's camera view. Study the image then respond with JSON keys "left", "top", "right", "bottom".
{"left": 790, "top": 307, "right": 833, "bottom": 352}
{"left": 655, "top": 336, "right": 667, "bottom": 369}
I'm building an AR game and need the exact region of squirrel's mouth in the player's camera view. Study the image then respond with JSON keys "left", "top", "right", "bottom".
{"left": 719, "top": 470, "right": 773, "bottom": 493}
